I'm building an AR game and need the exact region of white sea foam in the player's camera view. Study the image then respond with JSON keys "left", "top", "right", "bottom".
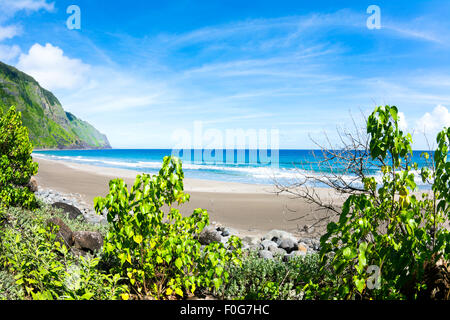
{"left": 32, "top": 152, "right": 432, "bottom": 187}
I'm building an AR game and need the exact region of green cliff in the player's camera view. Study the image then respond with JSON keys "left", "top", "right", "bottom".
{"left": 0, "top": 61, "right": 111, "bottom": 149}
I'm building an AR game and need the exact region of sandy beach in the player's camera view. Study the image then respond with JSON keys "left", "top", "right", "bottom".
{"left": 34, "top": 157, "right": 343, "bottom": 239}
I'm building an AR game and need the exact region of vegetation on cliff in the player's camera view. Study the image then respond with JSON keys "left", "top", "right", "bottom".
{"left": 0, "top": 61, "right": 110, "bottom": 149}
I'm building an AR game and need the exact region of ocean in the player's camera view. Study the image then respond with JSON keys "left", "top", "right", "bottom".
{"left": 32, "top": 149, "right": 434, "bottom": 188}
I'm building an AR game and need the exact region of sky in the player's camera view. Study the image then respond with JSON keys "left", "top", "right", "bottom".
{"left": 0, "top": 0, "right": 450, "bottom": 149}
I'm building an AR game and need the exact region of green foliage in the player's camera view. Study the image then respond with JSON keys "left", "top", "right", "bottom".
{"left": 313, "top": 105, "right": 450, "bottom": 299}
{"left": 0, "top": 106, "right": 38, "bottom": 209}
{"left": 0, "top": 61, "right": 110, "bottom": 149}
{"left": 219, "top": 250, "right": 322, "bottom": 300}
{"left": 434, "top": 128, "right": 450, "bottom": 220}
{"left": 0, "top": 205, "right": 127, "bottom": 300}
{"left": 0, "top": 270, "right": 24, "bottom": 300}
{"left": 94, "top": 156, "right": 242, "bottom": 299}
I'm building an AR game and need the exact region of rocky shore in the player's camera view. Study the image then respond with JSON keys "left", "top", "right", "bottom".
{"left": 35, "top": 187, "right": 320, "bottom": 261}
{"left": 35, "top": 188, "right": 107, "bottom": 225}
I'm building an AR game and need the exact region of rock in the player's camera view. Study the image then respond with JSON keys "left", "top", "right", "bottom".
{"left": 46, "top": 217, "right": 74, "bottom": 247}
{"left": 70, "top": 247, "right": 88, "bottom": 258}
{"left": 52, "top": 202, "right": 85, "bottom": 221}
{"left": 84, "top": 214, "right": 107, "bottom": 225}
{"left": 271, "top": 236, "right": 282, "bottom": 246}
{"left": 220, "top": 236, "right": 230, "bottom": 245}
{"left": 268, "top": 245, "right": 286, "bottom": 256}
{"left": 302, "top": 238, "right": 311, "bottom": 245}
{"left": 28, "top": 177, "right": 38, "bottom": 193}
{"left": 279, "top": 238, "right": 298, "bottom": 253}
{"left": 263, "top": 229, "right": 297, "bottom": 244}
{"left": 72, "top": 231, "right": 103, "bottom": 253}
{"left": 283, "top": 250, "right": 306, "bottom": 262}
{"left": 259, "top": 239, "right": 278, "bottom": 250}
{"left": 198, "top": 226, "right": 222, "bottom": 245}
{"left": 298, "top": 242, "right": 308, "bottom": 254}
{"left": 241, "top": 235, "right": 259, "bottom": 246}
{"left": 259, "top": 250, "right": 274, "bottom": 260}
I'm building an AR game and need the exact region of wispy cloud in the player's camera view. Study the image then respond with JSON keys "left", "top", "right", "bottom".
{"left": 0, "top": 0, "right": 54, "bottom": 18}
{"left": 6, "top": 5, "right": 450, "bottom": 148}
{"left": 0, "top": 44, "right": 21, "bottom": 63}
{"left": 0, "top": 25, "right": 22, "bottom": 41}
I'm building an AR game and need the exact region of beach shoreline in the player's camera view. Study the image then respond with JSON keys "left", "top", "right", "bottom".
{"left": 33, "top": 157, "right": 343, "bottom": 239}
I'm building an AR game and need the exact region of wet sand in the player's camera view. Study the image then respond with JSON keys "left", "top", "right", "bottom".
{"left": 34, "top": 157, "right": 343, "bottom": 238}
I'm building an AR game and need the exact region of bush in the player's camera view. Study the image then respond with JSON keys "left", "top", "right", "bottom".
{"left": 94, "top": 156, "right": 242, "bottom": 299}
{"left": 219, "top": 250, "right": 323, "bottom": 300}
{"left": 309, "top": 106, "right": 450, "bottom": 299}
{"left": 0, "top": 205, "right": 127, "bottom": 300}
{"left": 0, "top": 106, "right": 38, "bottom": 209}
{"left": 0, "top": 270, "right": 24, "bottom": 300}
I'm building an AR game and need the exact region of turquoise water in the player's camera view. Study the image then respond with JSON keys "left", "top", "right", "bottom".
{"left": 32, "top": 149, "right": 434, "bottom": 187}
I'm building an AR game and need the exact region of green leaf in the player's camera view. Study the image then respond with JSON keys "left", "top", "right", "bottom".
{"left": 175, "top": 258, "right": 183, "bottom": 270}
{"left": 174, "top": 287, "right": 184, "bottom": 297}
{"left": 133, "top": 234, "right": 143, "bottom": 244}
{"left": 343, "top": 247, "right": 357, "bottom": 260}
{"left": 354, "top": 277, "right": 366, "bottom": 294}
{"left": 80, "top": 292, "right": 95, "bottom": 300}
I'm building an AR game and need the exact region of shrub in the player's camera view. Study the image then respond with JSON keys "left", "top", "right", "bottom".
{"left": 0, "top": 270, "right": 24, "bottom": 300}
{"left": 0, "top": 205, "right": 127, "bottom": 300}
{"left": 219, "top": 250, "right": 322, "bottom": 300}
{"left": 94, "top": 156, "right": 242, "bottom": 299}
{"left": 309, "top": 106, "right": 450, "bottom": 299}
{"left": 0, "top": 106, "right": 38, "bottom": 209}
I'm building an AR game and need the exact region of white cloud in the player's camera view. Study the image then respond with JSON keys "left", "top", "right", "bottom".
{"left": 61, "top": 65, "right": 170, "bottom": 115}
{"left": 0, "top": 44, "right": 21, "bottom": 63}
{"left": 17, "top": 43, "right": 90, "bottom": 90}
{"left": 0, "top": 0, "right": 54, "bottom": 17}
{"left": 398, "top": 111, "right": 408, "bottom": 131}
{"left": 415, "top": 105, "right": 450, "bottom": 134}
{"left": 0, "top": 25, "right": 21, "bottom": 41}
{"left": 0, "top": 1, "right": 53, "bottom": 62}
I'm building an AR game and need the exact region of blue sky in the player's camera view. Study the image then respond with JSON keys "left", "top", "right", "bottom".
{"left": 1, "top": 0, "right": 449, "bottom": 149}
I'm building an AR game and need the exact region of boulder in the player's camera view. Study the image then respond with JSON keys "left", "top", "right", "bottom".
{"left": 220, "top": 236, "right": 230, "bottom": 245}
{"left": 241, "top": 235, "right": 259, "bottom": 246}
{"left": 198, "top": 226, "right": 222, "bottom": 245}
{"left": 298, "top": 242, "right": 308, "bottom": 254}
{"left": 283, "top": 250, "right": 306, "bottom": 262}
{"left": 271, "top": 236, "right": 282, "bottom": 246}
{"left": 52, "top": 202, "right": 84, "bottom": 221}
{"left": 263, "top": 229, "right": 297, "bottom": 243}
{"left": 279, "top": 238, "right": 298, "bottom": 253}
{"left": 311, "top": 240, "right": 320, "bottom": 251}
{"left": 46, "top": 217, "right": 74, "bottom": 247}
{"left": 259, "top": 239, "right": 278, "bottom": 250}
{"left": 268, "top": 244, "right": 286, "bottom": 256}
{"left": 72, "top": 231, "right": 103, "bottom": 253}
{"left": 28, "top": 177, "right": 38, "bottom": 193}
{"left": 70, "top": 247, "right": 88, "bottom": 258}
{"left": 259, "top": 250, "right": 274, "bottom": 260}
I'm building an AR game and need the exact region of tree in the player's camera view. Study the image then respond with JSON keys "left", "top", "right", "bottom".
{"left": 94, "top": 156, "right": 242, "bottom": 299}
{"left": 0, "top": 106, "right": 38, "bottom": 209}
{"left": 303, "top": 105, "right": 450, "bottom": 299}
